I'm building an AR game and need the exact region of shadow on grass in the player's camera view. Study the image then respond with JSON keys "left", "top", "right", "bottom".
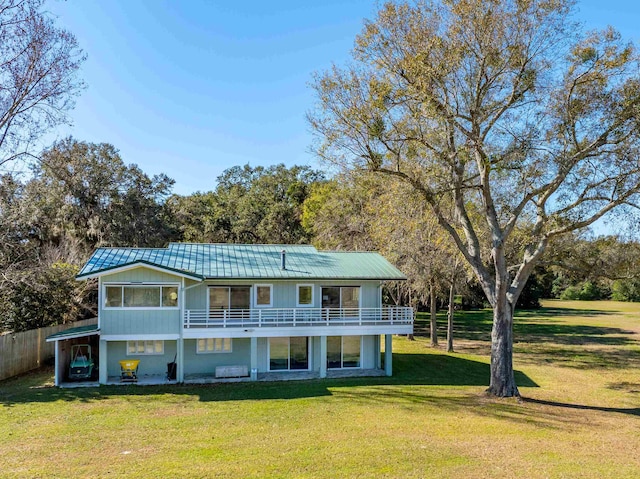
{"left": 607, "top": 382, "right": 640, "bottom": 394}
{"left": 0, "top": 352, "right": 537, "bottom": 407}
{"left": 415, "top": 307, "right": 635, "bottom": 346}
{"left": 517, "top": 344, "right": 640, "bottom": 369}
{"left": 522, "top": 397, "right": 640, "bottom": 417}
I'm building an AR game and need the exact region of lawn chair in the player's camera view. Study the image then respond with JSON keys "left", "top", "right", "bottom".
{"left": 119, "top": 359, "right": 140, "bottom": 382}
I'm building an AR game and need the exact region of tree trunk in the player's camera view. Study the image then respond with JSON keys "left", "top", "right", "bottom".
{"left": 446, "top": 281, "right": 454, "bottom": 353}
{"left": 487, "top": 297, "right": 519, "bottom": 397}
{"left": 429, "top": 281, "right": 438, "bottom": 347}
{"left": 407, "top": 288, "right": 414, "bottom": 340}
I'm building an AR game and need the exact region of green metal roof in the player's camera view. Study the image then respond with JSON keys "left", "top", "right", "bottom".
{"left": 46, "top": 324, "right": 99, "bottom": 342}
{"left": 76, "top": 243, "right": 407, "bottom": 281}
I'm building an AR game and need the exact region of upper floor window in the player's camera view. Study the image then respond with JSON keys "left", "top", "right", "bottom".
{"left": 254, "top": 284, "right": 273, "bottom": 307}
{"left": 209, "top": 286, "right": 250, "bottom": 311}
{"left": 297, "top": 284, "right": 314, "bottom": 307}
{"left": 321, "top": 286, "right": 360, "bottom": 309}
{"left": 104, "top": 284, "right": 179, "bottom": 309}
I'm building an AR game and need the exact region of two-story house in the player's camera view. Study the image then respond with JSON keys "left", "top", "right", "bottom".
{"left": 47, "top": 243, "right": 413, "bottom": 386}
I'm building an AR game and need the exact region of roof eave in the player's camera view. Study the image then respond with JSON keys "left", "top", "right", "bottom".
{"left": 75, "top": 260, "right": 204, "bottom": 282}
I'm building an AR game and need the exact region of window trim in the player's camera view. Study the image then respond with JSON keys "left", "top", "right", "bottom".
{"left": 254, "top": 284, "right": 273, "bottom": 308}
{"left": 196, "top": 338, "right": 233, "bottom": 354}
{"left": 296, "top": 284, "right": 314, "bottom": 308}
{"left": 126, "top": 340, "right": 165, "bottom": 356}
{"left": 103, "top": 283, "right": 180, "bottom": 310}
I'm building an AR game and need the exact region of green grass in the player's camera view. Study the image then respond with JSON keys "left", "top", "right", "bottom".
{"left": 1, "top": 300, "right": 639, "bottom": 478}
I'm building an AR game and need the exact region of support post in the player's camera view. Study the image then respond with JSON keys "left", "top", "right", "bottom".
{"left": 384, "top": 334, "right": 393, "bottom": 377}
{"left": 320, "top": 335, "right": 327, "bottom": 378}
{"left": 177, "top": 338, "right": 184, "bottom": 383}
{"left": 99, "top": 339, "right": 107, "bottom": 384}
{"left": 250, "top": 337, "right": 258, "bottom": 381}
{"left": 376, "top": 335, "right": 382, "bottom": 370}
{"left": 54, "top": 341, "right": 60, "bottom": 387}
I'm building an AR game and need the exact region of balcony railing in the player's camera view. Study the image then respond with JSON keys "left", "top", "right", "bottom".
{"left": 183, "top": 307, "right": 413, "bottom": 329}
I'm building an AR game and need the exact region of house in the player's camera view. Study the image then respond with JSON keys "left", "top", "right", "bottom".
{"left": 47, "top": 243, "right": 413, "bottom": 386}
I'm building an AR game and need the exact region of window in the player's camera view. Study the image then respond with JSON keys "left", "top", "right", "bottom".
{"left": 104, "top": 285, "right": 179, "bottom": 309}
{"left": 255, "top": 284, "right": 272, "bottom": 307}
{"left": 127, "top": 340, "right": 164, "bottom": 355}
{"left": 208, "top": 286, "right": 251, "bottom": 318}
{"left": 269, "top": 337, "right": 309, "bottom": 371}
{"left": 321, "top": 286, "right": 360, "bottom": 309}
{"left": 327, "top": 336, "right": 361, "bottom": 369}
{"left": 105, "top": 286, "right": 122, "bottom": 307}
{"left": 162, "top": 287, "right": 179, "bottom": 307}
{"left": 197, "top": 338, "right": 232, "bottom": 353}
{"left": 296, "top": 284, "right": 314, "bottom": 307}
{"left": 124, "top": 287, "right": 160, "bottom": 307}
{"left": 341, "top": 287, "right": 360, "bottom": 309}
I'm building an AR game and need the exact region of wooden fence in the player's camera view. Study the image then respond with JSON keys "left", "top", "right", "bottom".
{"left": 0, "top": 318, "right": 97, "bottom": 382}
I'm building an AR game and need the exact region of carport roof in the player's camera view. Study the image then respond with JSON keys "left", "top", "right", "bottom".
{"left": 46, "top": 324, "right": 99, "bottom": 342}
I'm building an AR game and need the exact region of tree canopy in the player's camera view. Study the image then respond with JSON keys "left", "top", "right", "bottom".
{"left": 309, "top": 0, "right": 640, "bottom": 396}
{"left": 0, "top": 0, "right": 85, "bottom": 166}
{"left": 170, "top": 164, "right": 324, "bottom": 244}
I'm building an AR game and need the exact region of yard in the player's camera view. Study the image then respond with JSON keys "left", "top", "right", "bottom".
{"left": 0, "top": 300, "right": 638, "bottom": 478}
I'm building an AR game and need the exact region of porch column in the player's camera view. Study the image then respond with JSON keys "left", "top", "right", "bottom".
{"left": 376, "top": 335, "right": 382, "bottom": 370}
{"left": 99, "top": 339, "right": 107, "bottom": 384}
{"left": 177, "top": 338, "right": 184, "bottom": 383}
{"left": 384, "top": 334, "right": 393, "bottom": 377}
{"left": 320, "top": 335, "right": 327, "bottom": 379}
{"left": 250, "top": 337, "right": 258, "bottom": 381}
{"left": 54, "top": 341, "right": 60, "bottom": 386}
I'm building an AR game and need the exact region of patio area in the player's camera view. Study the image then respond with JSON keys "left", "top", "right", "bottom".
{"left": 59, "top": 368, "right": 386, "bottom": 387}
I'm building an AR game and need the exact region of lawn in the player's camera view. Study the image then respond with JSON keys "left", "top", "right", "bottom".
{"left": 0, "top": 300, "right": 638, "bottom": 478}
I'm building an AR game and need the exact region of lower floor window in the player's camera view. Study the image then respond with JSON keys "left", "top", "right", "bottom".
{"left": 127, "top": 340, "right": 164, "bottom": 355}
{"left": 197, "top": 338, "right": 232, "bottom": 353}
{"left": 328, "top": 336, "right": 361, "bottom": 369}
{"left": 269, "top": 337, "right": 309, "bottom": 371}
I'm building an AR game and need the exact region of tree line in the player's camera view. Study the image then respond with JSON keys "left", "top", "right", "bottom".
{"left": 2, "top": 139, "right": 639, "bottom": 334}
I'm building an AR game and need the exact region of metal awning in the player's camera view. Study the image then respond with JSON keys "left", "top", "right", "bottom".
{"left": 46, "top": 324, "right": 99, "bottom": 342}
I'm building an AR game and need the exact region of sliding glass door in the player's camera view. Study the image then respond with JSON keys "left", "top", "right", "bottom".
{"left": 327, "top": 336, "right": 361, "bottom": 369}
{"left": 269, "top": 337, "right": 309, "bottom": 371}
{"left": 208, "top": 286, "right": 250, "bottom": 318}
{"left": 321, "top": 286, "right": 360, "bottom": 319}
{"left": 321, "top": 287, "right": 360, "bottom": 309}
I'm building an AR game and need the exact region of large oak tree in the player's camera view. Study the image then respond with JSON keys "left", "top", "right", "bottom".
{"left": 309, "top": 0, "right": 640, "bottom": 396}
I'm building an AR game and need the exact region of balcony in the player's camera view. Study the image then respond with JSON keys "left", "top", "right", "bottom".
{"left": 183, "top": 307, "right": 413, "bottom": 329}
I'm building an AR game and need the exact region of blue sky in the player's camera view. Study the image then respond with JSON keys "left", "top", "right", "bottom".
{"left": 43, "top": 0, "right": 640, "bottom": 196}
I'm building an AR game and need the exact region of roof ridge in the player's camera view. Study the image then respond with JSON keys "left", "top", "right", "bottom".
{"left": 96, "top": 244, "right": 321, "bottom": 249}
{"left": 320, "top": 250, "right": 381, "bottom": 254}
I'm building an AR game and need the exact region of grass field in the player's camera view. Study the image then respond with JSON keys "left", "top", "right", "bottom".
{"left": 1, "top": 300, "right": 639, "bottom": 478}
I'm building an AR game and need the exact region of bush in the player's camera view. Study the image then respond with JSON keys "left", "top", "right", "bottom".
{"left": 559, "top": 281, "right": 607, "bottom": 301}
{"left": 611, "top": 279, "right": 640, "bottom": 302}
